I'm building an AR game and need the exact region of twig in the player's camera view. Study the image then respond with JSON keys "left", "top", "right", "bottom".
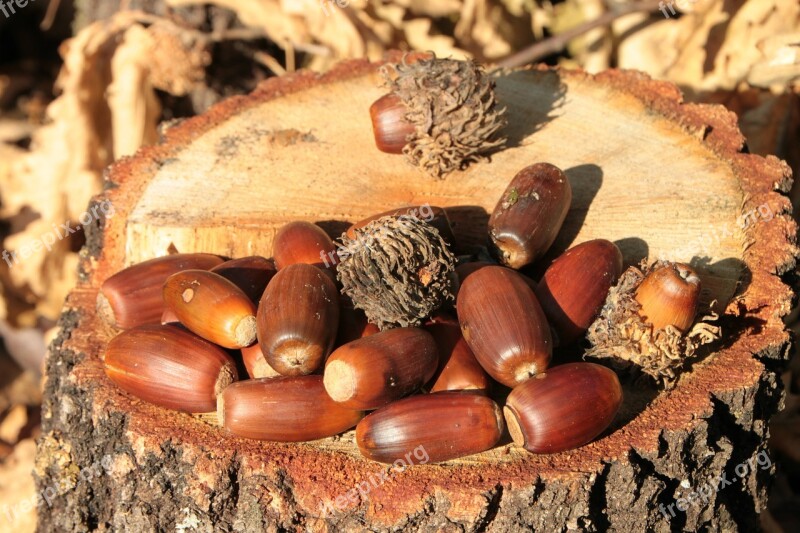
{"left": 39, "top": 0, "right": 61, "bottom": 30}
{"left": 496, "top": 0, "right": 665, "bottom": 68}
{"left": 253, "top": 51, "right": 287, "bottom": 76}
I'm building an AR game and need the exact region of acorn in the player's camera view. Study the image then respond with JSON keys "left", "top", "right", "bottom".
{"left": 240, "top": 342, "right": 281, "bottom": 379}
{"left": 97, "top": 253, "right": 223, "bottom": 329}
{"left": 104, "top": 324, "right": 238, "bottom": 413}
{"left": 503, "top": 363, "right": 622, "bottom": 454}
{"left": 163, "top": 270, "right": 257, "bottom": 349}
{"left": 324, "top": 328, "right": 438, "bottom": 410}
{"left": 257, "top": 263, "right": 340, "bottom": 376}
{"left": 369, "top": 94, "right": 415, "bottom": 154}
{"left": 336, "top": 305, "right": 381, "bottom": 347}
{"left": 345, "top": 205, "right": 456, "bottom": 248}
{"left": 488, "top": 163, "right": 572, "bottom": 269}
{"left": 220, "top": 376, "right": 363, "bottom": 442}
{"left": 635, "top": 262, "right": 700, "bottom": 333}
{"left": 273, "top": 221, "right": 338, "bottom": 272}
{"left": 534, "top": 239, "right": 623, "bottom": 345}
{"left": 371, "top": 55, "right": 506, "bottom": 178}
{"left": 425, "top": 320, "right": 490, "bottom": 392}
{"left": 356, "top": 392, "right": 504, "bottom": 463}
{"left": 457, "top": 266, "right": 552, "bottom": 387}
{"left": 161, "top": 307, "right": 180, "bottom": 325}
{"left": 455, "top": 261, "right": 537, "bottom": 294}
{"left": 586, "top": 260, "right": 720, "bottom": 385}
{"left": 338, "top": 215, "right": 456, "bottom": 330}
{"left": 210, "top": 256, "right": 276, "bottom": 303}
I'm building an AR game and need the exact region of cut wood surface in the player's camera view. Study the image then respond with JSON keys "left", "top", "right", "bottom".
{"left": 36, "top": 56, "right": 797, "bottom": 531}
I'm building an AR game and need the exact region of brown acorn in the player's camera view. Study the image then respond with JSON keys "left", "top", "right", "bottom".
{"left": 220, "top": 376, "right": 363, "bottom": 442}
{"left": 457, "top": 266, "right": 552, "bottom": 387}
{"left": 345, "top": 206, "right": 456, "bottom": 248}
{"left": 503, "top": 363, "right": 622, "bottom": 454}
{"left": 163, "top": 270, "right": 257, "bottom": 349}
{"left": 635, "top": 262, "right": 700, "bottom": 333}
{"left": 535, "top": 239, "right": 623, "bottom": 345}
{"left": 455, "top": 262, "right": 537, "bottom": 294}
{"left": 370, "top": 94, "right": 415, "bottom": 154}
{"left": 98, "top": 253, "right": 223, "bottom": 329}
{"left": 161, "top": 307, "right": 180, "bottom": 325}
{"left": 425, "top": 320, "right": 490, "bottom": 392}
{"left": 273, "top": 221, "right": 338, "bottom": 272}
{"left": 488, "top": 163, "right": 572, "bottom": 269}
{"left": 257, "top": 263, "right": 340, "bottom": 376}
{"left": 210, "top": 256, "right": 276, "bottom": 303}
{"left": 240, "top": 342, "right": 281, "bottom": 379}
{"left": 104, "top": 324, "right": 238, "bottom": 413}
{"left": 323, "top": 328, "right": 438, "bottom": 410}
{"left": 336, "top": 305, "right": 381, "bottom": 347}
{"left": 356, "top": 392, "right": 504, "bottom": 464}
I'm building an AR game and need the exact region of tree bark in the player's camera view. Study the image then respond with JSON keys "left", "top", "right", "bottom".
{"left": 34, "top": 56, "right": 797, "bottom": 532}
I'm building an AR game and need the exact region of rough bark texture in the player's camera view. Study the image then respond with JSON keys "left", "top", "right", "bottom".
{"left": 34, "top": 56, "right": 797, "bottom": 532}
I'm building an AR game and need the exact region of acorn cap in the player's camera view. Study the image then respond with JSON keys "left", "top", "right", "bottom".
{"left": 337, "top": 215, "right": 456, "bottom": 330}
{"left": 585, "top": 260, "right": 721, "bottom": 386}
{"left": 382, "top": 55, "right": 506, "bottom": 178}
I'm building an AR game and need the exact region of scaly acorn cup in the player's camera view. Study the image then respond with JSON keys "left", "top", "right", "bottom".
{"left": 488, "top": 163, "right": 572, "bottom": 269}
{"left": 504, "top": 363, "right": 622, "bottom": 454}
{"left": 534, "top": 239, "right": 623, "bottom": 346}
{"left": 371, "top": 55, "right": 507, "bottom": 178}
{"left": 257, "top": 263, "right": 340, "bottom": 376}
{"left": 345, "top": 205, "right": 456, "bottom": 249}
{"left": 163, "top": 270, "right": 258, "bottom": 349}
{"left": 337, "top": 215, "right": 456, "bottom": 330}
{"left": 457, "top": 265, "right": 552, "bottom": 387}
{"left": 272, "top": 220, "right": 339, "bottom": 273}
{"left": 210, "top": 256, "right": 276, "bottom": 303}
{"left": 104, "top": 324, "right": 238, "bottom": 413}
{"left": 323, "top": 328, "right": 438, "bottom": 410}
{"left": 97, "top": 253, "right": 224, "bottom": 329}
{"left": 220, "top": 376, "right": 363, "bottom": 442}
{"left": 586, "top": 260, "right": 720, "bottom": 385}
{"left": 356, "top": 392, "right": 505, "bottom": 464}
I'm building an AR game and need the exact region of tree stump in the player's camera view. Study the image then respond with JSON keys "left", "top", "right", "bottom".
{"left": 34, "top": 56, "right": 797, "bottom": 532}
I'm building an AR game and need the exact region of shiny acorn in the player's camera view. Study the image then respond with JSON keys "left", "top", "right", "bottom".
{"left": 273, "top": 221, "right": 338, "bottom": 272}
{"left": 635, "top": 262, "right": 701, "bottom": 333}
{"left": 210, "top": 256, "right": 276, "bottom": 303}
{"left": 240, "top": 342, "right": 281, "bottom": 379}
{"left": 457, "top": 266, "right": 552, "bottom": 387}
{"left": 369, "top": 93, "right": 415, "bottom": 154}
{"left": 257, "top": 263, "right": 340, "bottom": 376}
{"left": 489, "top": 163, "right": 572, "bottom": 269}
{"left": 535, "top": 239, "right": 623, "bottom": 345}
{"left": 104, "top": 324, "right": 238, "bottom": 413}
{"left": 356, "top": 392, "right": 505, "bottom": 463}
{"left": 336, "top": 304, "right": 380, "bottom": 347}
{"left": 163, "top": 269, "right": 257, "bottom": 349}
{"left": 425, "top": 320, "right": 490, "bottom": 392}
{"left": 97, "top": 253, "right": 223, "bottom": 329}
{"left": 503, "top": 363, "right": 622, "bottom": 454}
{"left": 220, "top": 376, "right": 363, "bottom": 442}
{"left": 323, "top": 328, "right": 438, "bottom": 410}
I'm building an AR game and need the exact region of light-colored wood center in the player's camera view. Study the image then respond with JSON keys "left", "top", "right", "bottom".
{"left": 125, "top": 68, "right": 744, "bottom": 309}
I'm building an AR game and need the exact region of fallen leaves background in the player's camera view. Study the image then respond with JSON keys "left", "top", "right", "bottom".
{"left": 0, "top": 0, "right": 797, "bottom": 530}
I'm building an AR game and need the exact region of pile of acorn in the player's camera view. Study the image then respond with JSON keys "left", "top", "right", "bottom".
{"left": 97, "top": 56, "right": 713, "bottom": 465}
